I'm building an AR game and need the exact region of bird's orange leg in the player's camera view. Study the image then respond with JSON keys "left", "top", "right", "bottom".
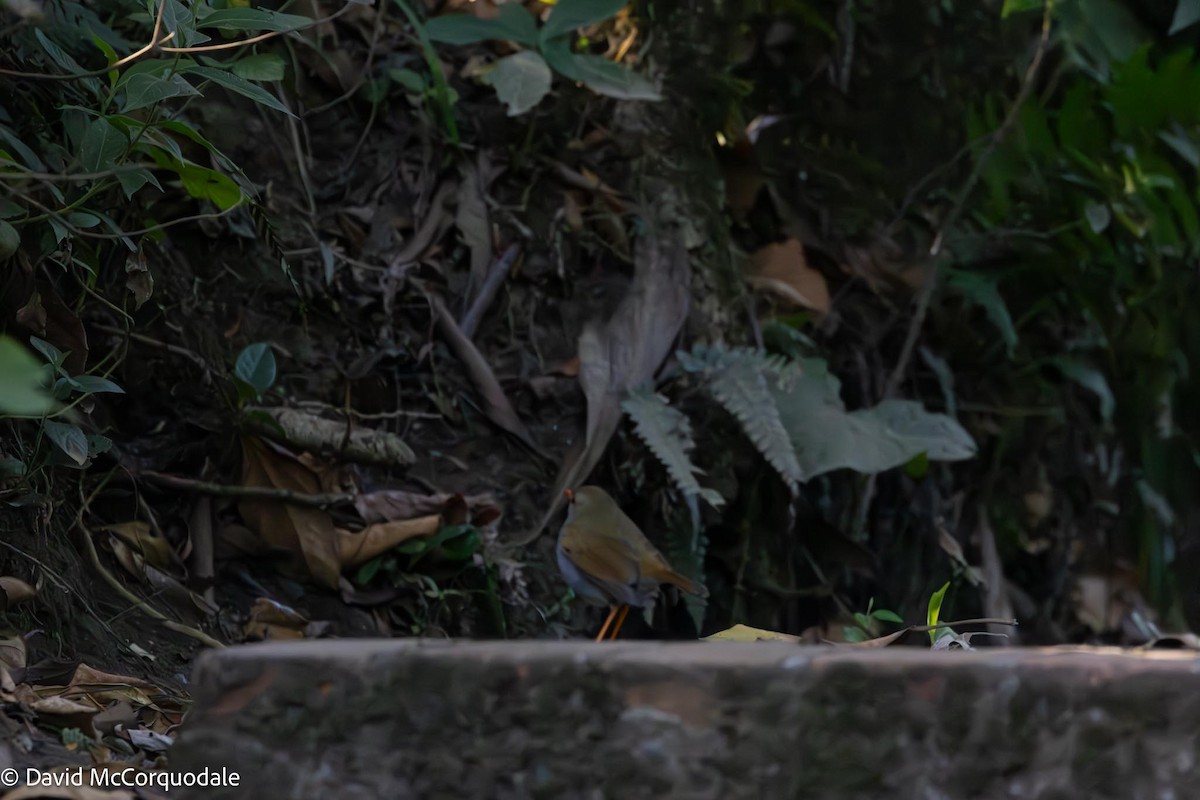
{"left": 594, "top": 606, "right": 619, "bottom": 642}
{"left": 607, "top": 605, "right": 632, "bottom": 640}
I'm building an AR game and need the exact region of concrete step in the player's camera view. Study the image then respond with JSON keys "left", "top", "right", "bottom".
{"left": 170, "top": 641, "right": 1200, "bottom": 799}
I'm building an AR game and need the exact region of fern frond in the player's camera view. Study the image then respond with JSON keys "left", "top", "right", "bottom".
{"left": 688, "top": 345, "right": 803, "bottom": 494}
{"left": 622, "top": 387, "right": 724, "bottom": 507}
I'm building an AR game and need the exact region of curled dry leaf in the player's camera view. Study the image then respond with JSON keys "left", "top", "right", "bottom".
{"left": 0, "top": 576, "right": 35, "bottom": 611}
{"left": 354, "top": 488, "right": 501, "bottom": 526}
{"left": 30, "top": 695, "right": 99, "bottom": 737}
{"left": 0, "top": 634, "right": 26, "bottom": 671}
{"left": 244, "top": 597, "right": 308, "bottom": 641}
{"left": 748, "top": 238, "right": 831, "bottom": 314}
{"left": 239, "top": 436, "right": 343, "bottom": 589}
{"left": 524, "top": 224, "right": 690, "bottom": 544}
{"left": 239, "top": 437, "right": 445, "bottom": 588}
{"left": 245, "top": 406, "right": 415, "bottom": 467}
{"left": 99, "top": 521, "right": 175, "bottom": 571}
{"left": 336, "top": 514, "right": 441, "bottom": 568}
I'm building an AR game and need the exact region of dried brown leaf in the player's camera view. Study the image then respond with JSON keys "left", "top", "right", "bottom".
{"left": 0, "top": 576, "right": 35, "bottom": 610}
{"left": 748, "top": 238, "right": 830, "bottom": 314}
{"left": 239, "top": 436, "right": 342, "bottom": 589}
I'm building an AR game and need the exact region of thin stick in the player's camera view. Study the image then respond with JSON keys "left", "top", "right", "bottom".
{"left": 137, "top": 471, "right": 356, "bottom": 509}
{"left": 459, "top": 244, "right": 519, "bottom": 340}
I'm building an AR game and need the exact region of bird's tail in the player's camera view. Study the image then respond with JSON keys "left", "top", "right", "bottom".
{"left": 655, "top": 567, "right": 708, "bottom": 599}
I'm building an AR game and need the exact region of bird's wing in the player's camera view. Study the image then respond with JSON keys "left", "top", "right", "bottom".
{"left": 559, "top": 522, "right": 642, "bottom": 602}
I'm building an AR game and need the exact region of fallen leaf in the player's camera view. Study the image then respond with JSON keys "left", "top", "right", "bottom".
{"left": 522, "top": 223, "right": 690, "bottom": 544}
{"left": 336, "top": 515, "right": 441, "bottom": 568}
{"left": 704, "top": 624, "right": 800, "bottom": 643}
{"left": 0, "top": 576, "right": 35, "bottom": 610}
{"left": 99, "top": 521, "right": 175, "bottom": 571}
{"left": 239, "top": 436, "right": 342, "bottom": 588}
{"left": 748, "top": 238, "right": 830, "bottom": 314}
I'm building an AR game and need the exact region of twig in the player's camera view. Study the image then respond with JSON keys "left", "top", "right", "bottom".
{"left": 75, "top": 521, "right": 224, "bottom": 650}
{"left": 136, "top": 470, "right": 357, "bottom": 509}
{"left": 91, "top": 323, "right": 212, "bottom": 375}
{"left": 459, "top": 243, "right": 519, "bottom": 339}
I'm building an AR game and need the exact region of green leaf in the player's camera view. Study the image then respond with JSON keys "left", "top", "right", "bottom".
{"left": 853, "top": 612, "right": 871, "bottom": 630}
{"left": 1001, "top": 0, "right": 1042, "bottom": 17}
{"left": 79, "top": 117, "right": 127, "bottom": 173}
{"left": 0, "top": 337, "right": 54, "bottom": 415}
{"left": 767, "top": 357, "right": 976, "bottom": 480}
{"left": 426, "top": 4, "right": 538, "bottom": 47}
{"left": 387, "top": 68, "right": 426, "bottom": 93}
{"left": 927, "top": 581, "right": 950, "bottom": 645}
{"left": 540, "top": 0, "right": 628, "bottom": 40}
{"left": 944, "top": 269, "right": 1017, "bottom": 357}
{"left": 1051, "top": 357, "right": 1115, "bottom": 423}
{"left": 0, "top": 220, "right": 19, "bottom": 261}
{"left": 87, "top": 434, "right": 113, "bottom": 457}
{"left": 231, "top": 53, "right": 287, "bottom": 82}
{"left": 177, "top": 163, "right": 242, "bottom": 210}
{"left": 180, "top": 65, "right": 295, "bottom": 116}
{"left": 1170, "top": 0, "right": 1200, "bottom": 34}
{"left": 43, "top": 420, "right": 88, "bottom": 465}
{"left": 117, "top": 168, "right": 162, "bottom": 198}
{"left": 71, "top": 374, "right": 124, "bottom": 394}
{"left": 842, "top": 627, "right": 867, "bottom": 643}
{"left": 195, "top": 7, "right": 313, "bottom": 31}
{"left": 28, "top": 336, "right": 64, "bottom": 368}
{"left": 483, "top": 51, "right": 553, "bottom": 116}
{"left": 551, "top": 51, "right": 661, "bottom": 100}
{"left": 121, "top": 70, "right": 201, "bottom": 113}
{"left": 873, "top": 609, "right": 904, "bottom": 624}
{"left": 234, "top": 342, "right": 277, "bottom": 395}
{"left": 355, "top": 556, "right": 384, "bottom": 585}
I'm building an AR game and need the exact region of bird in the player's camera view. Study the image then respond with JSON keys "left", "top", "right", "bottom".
{"left": 557, "top": 485, "right": 708, "bottom": 641}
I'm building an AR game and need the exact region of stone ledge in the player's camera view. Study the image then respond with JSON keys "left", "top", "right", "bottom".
{"left": 171, "top": 641, "right": 1200, "bottom": 799}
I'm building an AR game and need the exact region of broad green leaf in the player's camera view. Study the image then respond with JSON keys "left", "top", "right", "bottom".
{"left": 170, "top": 161, "right": 242, "bottom": 210}
{"left": 180, "top": 65, "right": 295, "bottom": 116}
{"left": 234, "top": 342, "right": 276, "bottom": 395}
{"left": 770, "top": 358, "right": 976, "bottom": 480}
{"left": 71, "top": 374, "right": 125, "bottom": 394}
{"left": 117, "top": 167, "right": 162, "bottom": 198}
{"left": 1170, "top": 0, "right": 1200, "bottom": 34}
{"left": 0, "top": 126, "right": 46, "bottom": 170}
{"left": 0, "top": 220, "right": 18, "bottom": 260}
{"left": 557, "top": 52, "right": 660, "bottom": 100}
{"left": 483, "top": 51, "right": 552, "bottom": 115}
{"left": 195, "top": 7, "right": 313, "bottom": 32}
{"left": 0, "top": 336, "right": 54, "bottom": 415}
{"left": 230, "top": 53, "right": 287, "bottom": 82}
{"left": 540, "top": 0, "right": 628, "bottom": 41}
{"left": 158, "top": 0, "right": 210, "bottom": 47}
{"left": 843, "top": 627, "right": 867, "bottom": 643}
{"left": 28, "top": 336, "right": 64, "bottom": 368}
{"left": 426, "top": 4, "right": 538, "bottom": 47}
{"left": 88, "top": 434, "right": 113, "bottom": 457}
{"left": 156, "top": 119, "right": 237, "bottom": 169}
{"left": 43, "top": 420, "right": 88, "bottom": 464}
{"left": 66, "top": 212, "right": 100, "bottom": 229}
{"left": 34, "top": 29, "right": 86, "bottom": 74}
{"left": 121, "top": 71, "right": 201, "bottom": 112}
{"left": 873, "top": 609, "right": 904, "bottom": 624}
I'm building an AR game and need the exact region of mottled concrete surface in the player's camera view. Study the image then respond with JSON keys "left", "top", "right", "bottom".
{"left": 170, "top": 641, "right": 1200, "bottom": 799}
